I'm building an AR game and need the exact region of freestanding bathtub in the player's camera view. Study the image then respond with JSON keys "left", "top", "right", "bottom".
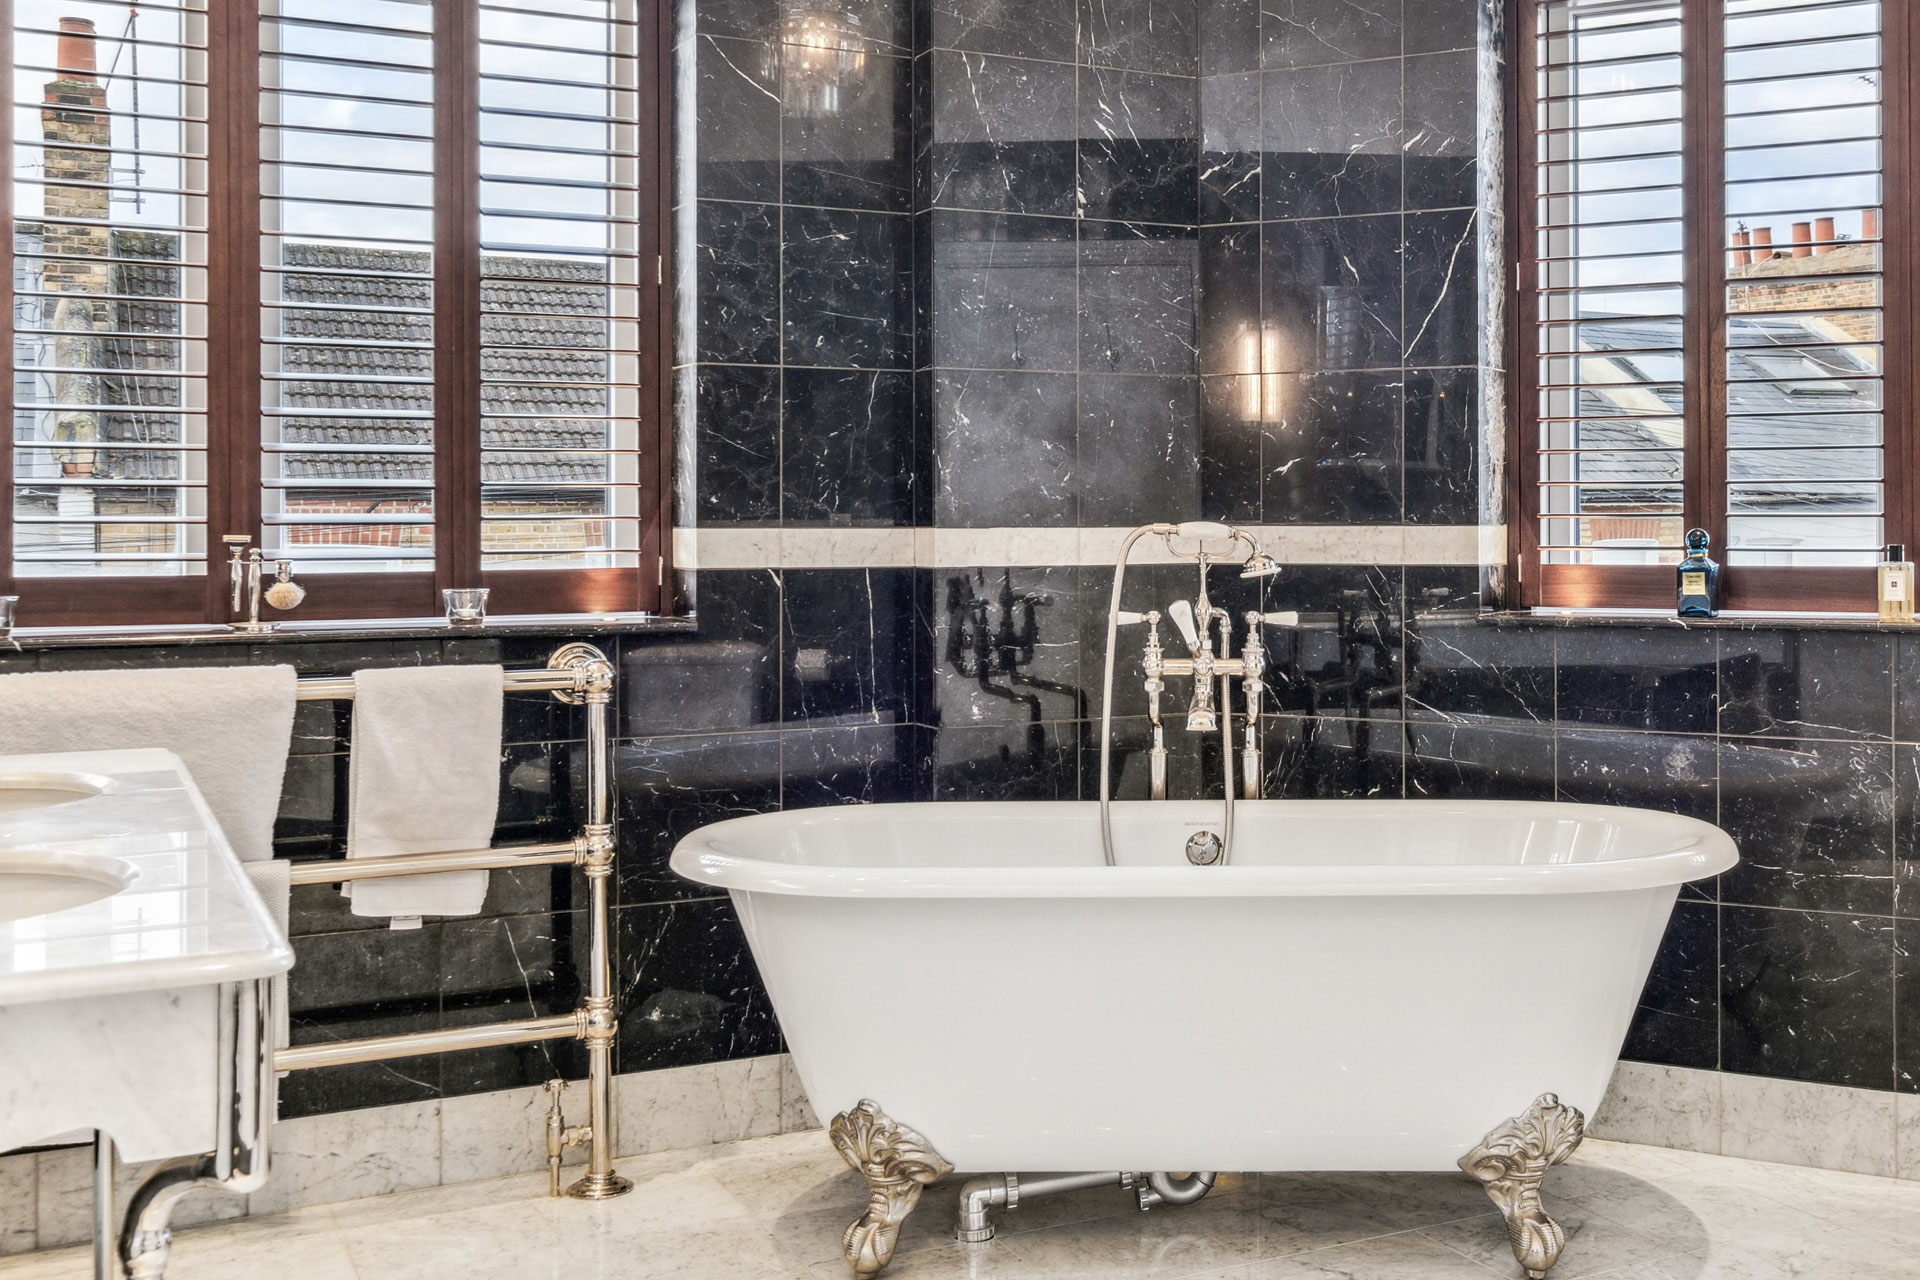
{"left": 671, "top": 797, "right": 1736, "bottom": 1277}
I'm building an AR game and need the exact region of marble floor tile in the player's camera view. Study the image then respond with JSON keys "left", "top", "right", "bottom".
{"left": 8, "top": 1129, "right": 1920, "bottom": 1280}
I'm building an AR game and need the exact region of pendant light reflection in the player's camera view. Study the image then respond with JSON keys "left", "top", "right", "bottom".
{"left": 1236, "top": 323, "right": 1289, "bottom": 423}
{"left": 772, "top": 5, "right": 868, "bottom": 118}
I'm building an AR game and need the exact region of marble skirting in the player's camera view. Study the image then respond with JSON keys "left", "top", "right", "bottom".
{"left": 0, "top": 1053, "right": 817, "bottom": 1255}
{"left": 1592, "top": 1060, "right": 1920, "bottom": 1180}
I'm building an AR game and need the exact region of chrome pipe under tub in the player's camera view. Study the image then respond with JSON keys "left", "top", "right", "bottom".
{"left": 955, "top": 1170, "right": 1219, "bottom": 1243}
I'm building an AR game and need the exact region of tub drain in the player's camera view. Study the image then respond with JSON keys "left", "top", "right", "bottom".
{"left": 1185, "top": 831, "right": 1223, "bottom": 865}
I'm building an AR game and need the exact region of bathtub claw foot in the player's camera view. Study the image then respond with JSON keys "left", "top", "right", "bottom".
{"left": 1459, "top": 1093, "right": 1586, "bottom": 1279}
{"left": 830, "top": 1099, "right": 953, "bottom": 1278}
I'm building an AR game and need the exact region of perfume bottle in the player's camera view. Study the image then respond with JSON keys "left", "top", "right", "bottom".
{"left": 1879, "top": 544, "right": 1915, "bottom": 623}
{"left": 1676, "top": 528, "right": 1719, "bottom": 618}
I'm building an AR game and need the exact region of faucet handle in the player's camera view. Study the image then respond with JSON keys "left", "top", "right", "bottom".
{"left": 1166, "top": 600, "right": 1201, "bottom": 651}
{"left": 1256, "top": 611, "right": 1300, "bottom": 627}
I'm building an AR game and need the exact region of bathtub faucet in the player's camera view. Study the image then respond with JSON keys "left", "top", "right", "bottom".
{"left": 1097, "top": 522, "right": 1294, "bottom": 868}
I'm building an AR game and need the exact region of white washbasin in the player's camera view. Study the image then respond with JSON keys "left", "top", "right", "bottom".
{"left": 0, "top": 770, "right": 111, "bottom": 814}
{"left": 0, "top": 849, "right": 132, "bottom": 923}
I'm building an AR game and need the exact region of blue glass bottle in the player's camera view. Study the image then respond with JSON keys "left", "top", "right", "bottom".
{"left": 1676, "top": 528, "right": 1719, "bottom": 618}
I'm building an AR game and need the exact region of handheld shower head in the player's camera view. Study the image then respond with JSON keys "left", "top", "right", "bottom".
{"left": 1240, "top": 553, "right": 1282, "bottom": 579}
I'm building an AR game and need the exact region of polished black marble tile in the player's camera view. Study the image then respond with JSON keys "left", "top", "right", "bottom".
{"left": 1261, "top": 0, "right": 1403, "bottom": 70}
{"left": 933, "top": 720, "right": 1082, "bottom": 801}
{"left": 615, "top": 898, "right": 782, "bottom": 1072}
{"left": 696, "top": 201, "right": 780, "bottom": 366}
{"left": 1266, "top": 713, "right": 1405, "bottom": 798}
{"left": 783, "top": 368, "right": 918, "bottom": 525}
{"left": 1261, "top": 216, "right": 1402, "bottom": 374}
{"left": 696, "top": 37, "right": 779, "bottom": 201}
{"left": 1197, "top": 225, "right": 1262, "bottom": 376}
{"left": 1261, "top": 59, "right": 1401, "bottom": 220}
{"left": 782, "top": 206, "right": 913, "bottom": 368}
{"left": 1404, "top": 210, "right": 1482, "bottom": 367}
{"left": 1404, "top": 50, "right": 1477, "bottom": 211}
{"left": 924, "top": 0, "right": 1078, "bottom": 60}
{"left": 1260, "top": 565, "right": 1404, "bottom": 718}
{"left": 1200, "top": 72, "right": 1262, "bottom": 223}
{"left": 698, "top": 0, "right": 778, "bottom": 41}
{"left": 1719, "top": 738, "right": 1893, "bottom": 916}
{"left": 495, "top": 741, "right": 585, "bottom": 846}
{"left": 1079, "top": 374, "right": 1203, "bottom": 526}
{"left": 781, "top": 567, "right": 916, "bottom": 723}
{"left": 931, "top": 370, "right": 1077, "bottom": 526}
{"left": 933, "top": 566, "right": 1085, "bottom": 725}
{"left": 689, "top": 364, "right": 780, "bottom": 525}
{"left": 1078, "top": 67, "right": 1200, "bottom": 226}
{"left": 1555, "top": 626, "right": 1716, "bottom": 733}
{"left": 626, "top": 571, "right": 780, "bottom": 736}
{"left": 1886, "top": 744, "right": 1920, "bottom": 920}
{"left": 1403, "top": 719, "right": 1555, "bottom": 799}
{"left": 1404, "top": 612, "right": 1554, "bottom": 724}
{"left": 1892, "top": 635, "right": 1920, "bottom": 742}
{"left": 1557, "top": 728, "right": 1715, "bottom": 820}
{"left": 1263, "top": 370, "right": 1403, "bottom": 523}
{"left": 615, "top": 733, "right": 783, "bottom": 907}
{"left": 1080, "top": 0, "right": 1200, "bottom": 74}
{"left": 925, "top": 51, "right": 1078, "bottom": 216}
{"left": 1898, "top": 920, "right": 1920, "bottom": 1090}
{"left": 782, "top": 722, "right": 933, "bottom": 807}
{"left": 1200, "top": 0, "right": 1262, "bottom": 74}
{"left": 1720, "top": 630, "right": 1893, "bottom": 741}
{"left": 1402, "top": 367, "right": 1479, "bottom": 524}
{"left": 278, "top": 1007, "right": 444, "bottom": 1120}
{"left": 823, "top": 0, "right": 914, "bottom": 54}
{"left": 1721, "top": 905, "right": 1896, "bottom": 1091}
{"left": 783, "top": 51, "right": 913, "bottom": 211}
{"left": 439, "top": 910, "right": 589, "bottom": 1096}
{"left": 1080, "top": 223, "right": 1199, "bottom": 376}
{"left": 1199, "top": 376, "right": 1265, "bottom": 522}
{"left": 1621, "top": 900, "right": 1719, "bottom": 1072}
{"left": 1405, "top": 0, "right": 1481, "bottom": 54}
{"left": 929, "top": 210, "right": 1077, "bottom": 371}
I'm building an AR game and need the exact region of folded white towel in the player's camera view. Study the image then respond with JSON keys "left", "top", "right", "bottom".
{"left": 345, "top": 665, "right": 504, "bottom": 921}
{"left": 0, "top": 665, "right": 297, "bottom": 862}
{"left": 241, "top": 857, "right": 293, "bottom": 1069}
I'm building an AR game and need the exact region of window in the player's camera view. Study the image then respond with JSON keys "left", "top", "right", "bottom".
{"left": 3, "top": 0, "right": 667, "bottom": 626}
{"left": 1512, "top": 0, "right": 1903, "bottom": 610}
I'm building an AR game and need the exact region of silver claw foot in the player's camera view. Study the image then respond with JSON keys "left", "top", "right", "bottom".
{"left": 829, "top": 1099, "right": 953, "bottom": 1278}
{"left": 1458, "top": 1093, "right": 1586, "bottom": 1279}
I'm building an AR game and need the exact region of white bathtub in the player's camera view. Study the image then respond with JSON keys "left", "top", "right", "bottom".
{"left": 672, "top": 798, "right": 1734, "bottom": 1176}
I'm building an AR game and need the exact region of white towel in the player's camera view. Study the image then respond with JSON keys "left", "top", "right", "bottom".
{"left": 241, "top": 857, "right": 293, "bottom": 1070}
{"left": 345, "top": 665, "right": 504, "bottom": 921}
{"left": 0, "top": 665, "right": 297, "bottom": 862}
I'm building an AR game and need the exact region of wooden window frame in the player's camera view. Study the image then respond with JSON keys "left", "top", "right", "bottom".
{"left": 1508, "top": 0, "right": 1912, "bottom": 612}
{"left": 0, "top": 0, "right": 673, "bottom": 628}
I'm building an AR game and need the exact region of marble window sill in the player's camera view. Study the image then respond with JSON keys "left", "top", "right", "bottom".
{"left": 1, "top": 612, "right": 696, "bottom": 651}
{"left": 1481, "top": 608, "right": 1920, "bottom": 632}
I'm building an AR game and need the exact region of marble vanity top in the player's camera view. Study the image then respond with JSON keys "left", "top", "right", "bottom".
{"left": 0, "top": 748, "right": 292, "bottom": 1006}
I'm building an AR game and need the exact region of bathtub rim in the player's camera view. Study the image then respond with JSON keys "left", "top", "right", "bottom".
{"left": 668, "top": 799, "right": 1738, "bottom": 899}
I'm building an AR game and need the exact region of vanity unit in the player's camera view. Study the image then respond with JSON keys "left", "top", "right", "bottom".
{"left": 0, "top": 749, "right": 291, "bottom": 1278}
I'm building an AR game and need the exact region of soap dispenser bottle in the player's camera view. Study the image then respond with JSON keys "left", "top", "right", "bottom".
{"left": 1879, "top": 544, "right": 1915, "bottom": 622}
{"left": 1677, "top": 528, "right": 1719, "bottom": 618}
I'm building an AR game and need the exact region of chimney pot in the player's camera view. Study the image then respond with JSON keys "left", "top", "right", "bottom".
{"left": 55, "top": 17, "right": 98, "bottom": 81}
{"left": 1792, "top": 221, "right": 1813, "bottom": 257}
{"left": 1733, "top": 228, "right": 1751, "bottom": 267}
{"left": 1814, "top": 216, "right": 1836, "bottom": 254}
{"left": 1753, "top": 226, "right": 1775, "bottom": 257}
{"left": 1865, "top": 208, "right": 1881, "bottom": 240}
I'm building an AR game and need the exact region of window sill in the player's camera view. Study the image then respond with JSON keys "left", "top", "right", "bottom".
{"left": 1, "top": 612, "right": 695, "bottom": 651}
{"left": 1482, "top": 608, "right": 1917, "bottom": 632}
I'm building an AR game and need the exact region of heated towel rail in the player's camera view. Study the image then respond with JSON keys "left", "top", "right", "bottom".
{"left": 272, "top": 642, "right": 630, "bottom": 1201}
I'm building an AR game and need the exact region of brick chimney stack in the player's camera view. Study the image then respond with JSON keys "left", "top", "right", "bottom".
{"left": 40, "top": 15, "right": 110, "bottom": 476}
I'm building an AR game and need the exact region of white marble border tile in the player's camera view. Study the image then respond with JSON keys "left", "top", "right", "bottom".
{"left": 673, "top": 525, "right": 1501, "bottom": 570}
{"left": 1591, "top": 1060, "right": 1722, "bottom": 1154}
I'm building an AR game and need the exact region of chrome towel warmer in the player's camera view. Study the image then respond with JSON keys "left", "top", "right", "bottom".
{"left": 112, "top": 643, "right": 626, "bottom": 1280}
{"left": 275, "top": 641, "right": 629, "bottom": 1200}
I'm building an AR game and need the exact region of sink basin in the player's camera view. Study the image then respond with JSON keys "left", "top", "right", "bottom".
{"left": 0, "top": 771, "right": 110, "bottom": 814}
{"left": 0, "top": 850, "right": 132, "bottom": 922}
